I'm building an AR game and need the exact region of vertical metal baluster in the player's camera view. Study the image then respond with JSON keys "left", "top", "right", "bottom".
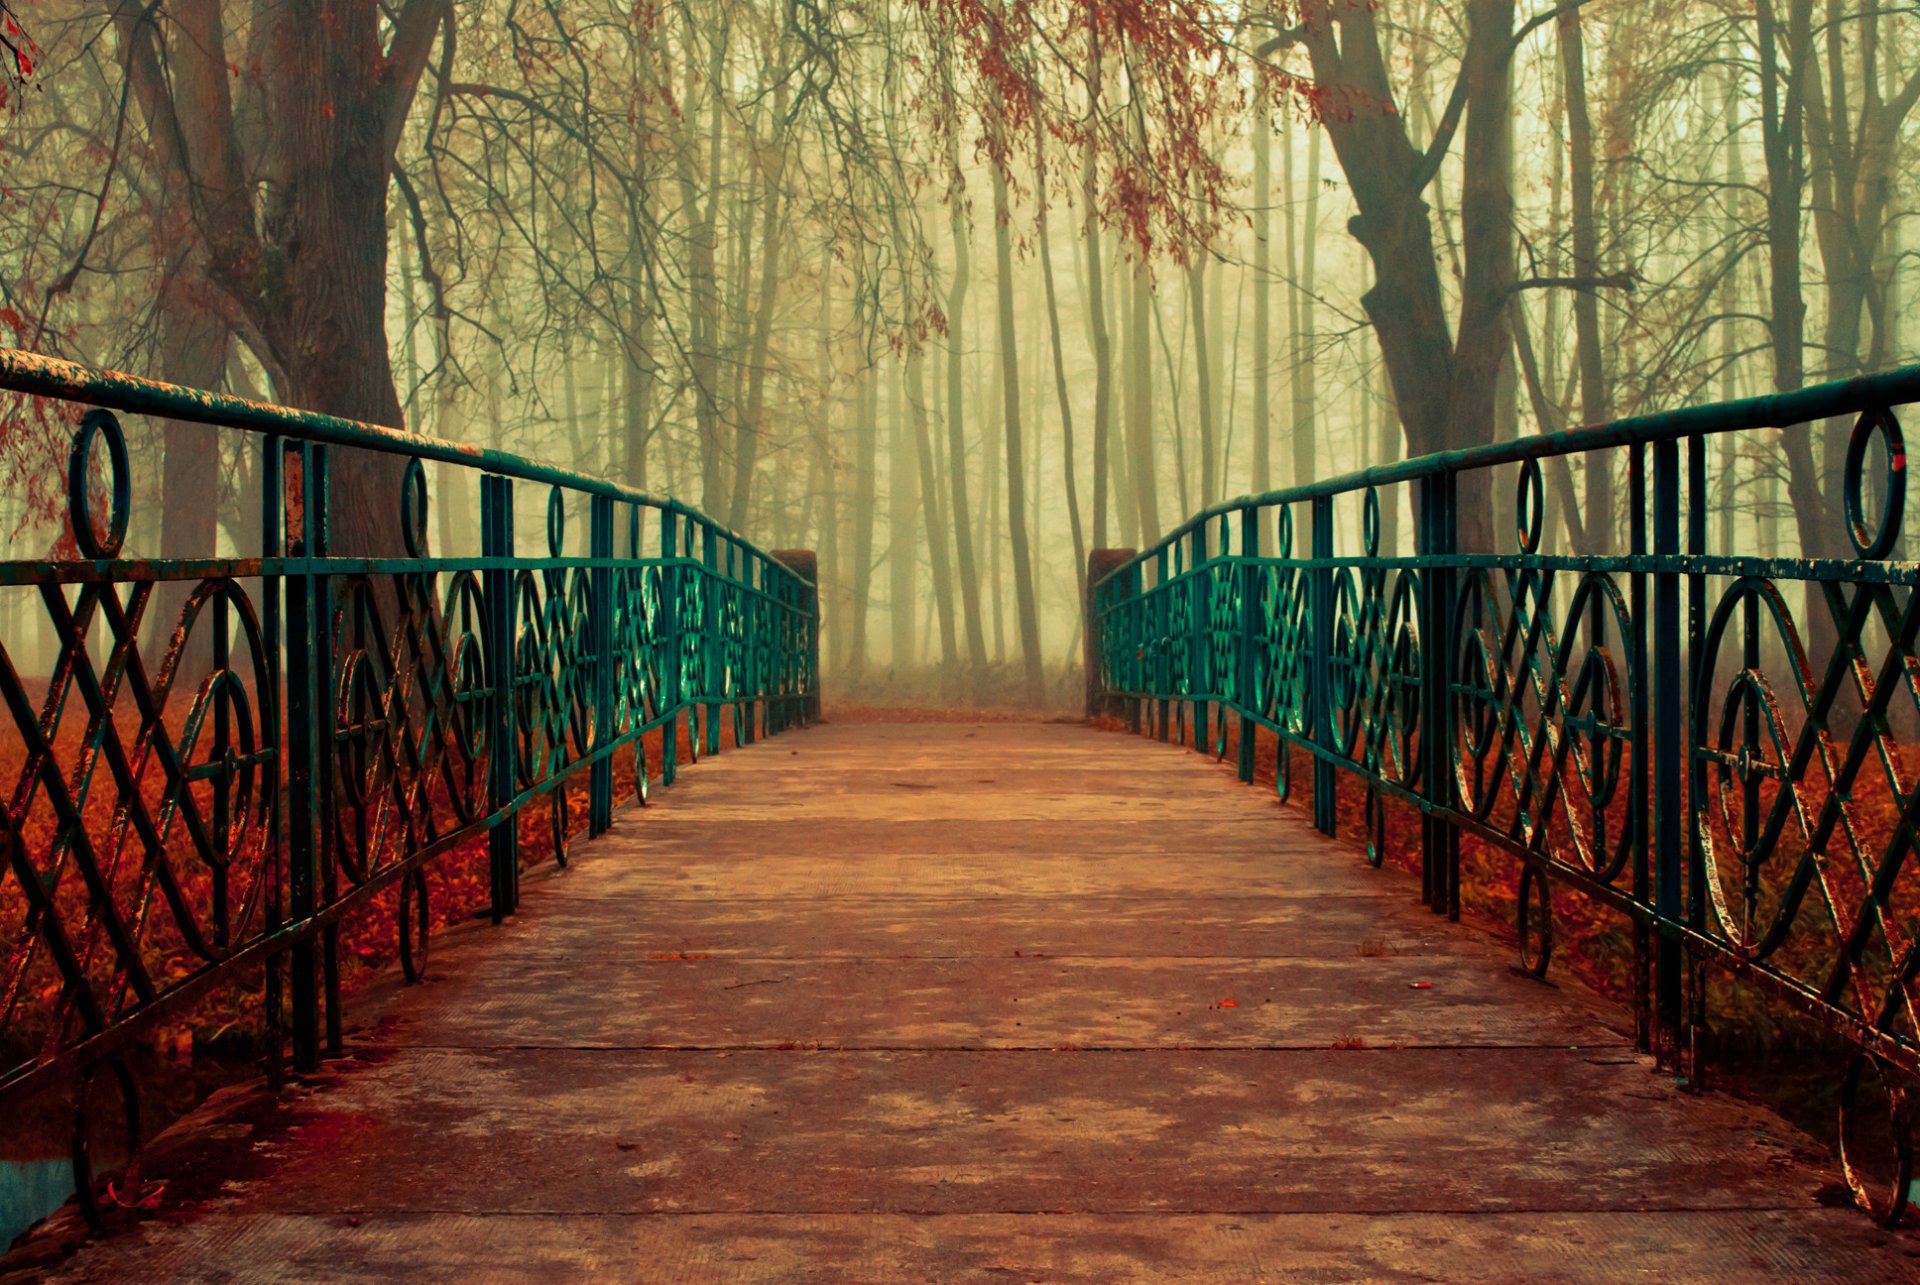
{"left": 703, "top": 524, "right": 721, "bottom": 756}
{"left": 660, "top": 508, "right": 682, "bottom": 782}
{"left": 803, "top": 555, "right": 822, "bottom": 723}
{"left": 1191, "top": 521, "right": 1209, "bottom": 755}
{"left": 1312, "top": 494, "right": 1336, "bottom": 836}
{"left": 1652, "top": 437, "right": 1684, "bottom": 1065}
{"left": 1629, "top": 441, "right": 1652, "bottom": 1051}
{"left": 1129, "top": 562, "right": 1145, "bottom": 734}
{"left": 1238, "top": 508, "right": 1259, "bottom": 784}
{"left": 284, "top": 441, "right": 320, "bottom": 1073}
{"left": 310, "top": 445, "right": 342, "bottom": 1056}
{"left": 212, "top": 579, "right": 230, "bottom": 950}
{"left": 261, "top": 434, "right": 284, "bottom": 1089}
{"left": 1419, "top": 472, "right": 1460, "bottom": 919}
{"left": 1155, "top": 547, "right": 1171, "bottom": 741}
{"left": 741, "top": 550, "right": 758, "bottom": 745}
{"left": 1417, "top": 476, "right": 1439, "bottom": 911}
{"left": 1684, "top": 429, "right": 1708, "bottom": 1081}
{"left": 483, "top": 474, "right": 518, "bottom": 921}
{"left": 590, "top": 494, "right": 613, "bottom": 836}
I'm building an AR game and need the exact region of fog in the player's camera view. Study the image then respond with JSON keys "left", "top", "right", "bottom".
{"left": 0, "top": 0, "right": 1911, "bottom": 707}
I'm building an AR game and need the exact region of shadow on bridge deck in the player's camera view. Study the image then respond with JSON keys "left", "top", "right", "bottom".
{"left": 7, "top": 717, "right": 1916, "bottom": 1282}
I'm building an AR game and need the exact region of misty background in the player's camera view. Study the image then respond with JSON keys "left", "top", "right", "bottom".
{"left": 0, "top": 0, "right": 1910, "bottom": 707}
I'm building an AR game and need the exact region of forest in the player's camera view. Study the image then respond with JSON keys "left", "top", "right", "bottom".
{"left": 0, "top": 0, "right": 1912, "bottom": 707}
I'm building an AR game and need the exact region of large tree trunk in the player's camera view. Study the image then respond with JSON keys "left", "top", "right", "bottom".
{"left": 1756, "top": 0, "right": 1821, "bottom": 567}
{"left": 1441, "top": 0, "right": 1516, "bottom": 553}
{"left": 1188, "top": 227, "right": 1218, "bottom": 509}
{"left": 1037, "top": 137, "right": 1087, "bottom": 601}
{"left": 909, "top": 352, "right": 959, "bottom": 673}
{"left": 887, "top": 360, "right": 917, "bottom": 671}
{"left": 1083, "top": 30, "right": 1114, "bottom": 549}
{"left": 1302, "top": 0, "right": 1513, "bottom": 554}
{"left": 848, "top": 361, "right": 879, "bottom": 678}
{"left": 148, "top": 272, "right": 230, "bottom": 673}
{"left": 945, "top": 168, "right": 990, "bottom": 695}
{"left": 123, "top": 0, "right": 445, "bottom": 560}
{"left": 1559, "top": 0, "right": 1611, "bottom": 550}
{"left": 674, "top": 27, "right": 728, "bottom": 517}
{"left": 993, "top": 151, "right": 1045, "bottom": 703}
{"left": 273, "top": 1, "right": 414, "bottom": 556}
{"left": 1126, "top": 256, "right": 1160, "bottom": 543}
{"left": 726, "top": 81, "right": 791, "bottom": 530}
{"left": 1252, "top": 106, "right": 1273, "bottom": 494}
{"left": 1288, "top": 128, "right": 1322, "bottom": 491}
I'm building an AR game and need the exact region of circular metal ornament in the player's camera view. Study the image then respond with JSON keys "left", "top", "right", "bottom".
{"left": 400, "top": 458, "right": 429, "bottom": 558}
{"left": 71, "top": 1056, "right": 140, "bottom": 1231}
{"left": 1839, "top": 1052, "right": 1914, "bottom": 1227}
{"left": 547, "top": 486, "right": 567, "bottom": 558}
{"left": 1277, "top": 504, "right": 1294, "bottom": 558}
{"left": 1516, "top": 863, "right": 1553, "bottom": 980}
{"left": 1844, "top": 407, "right": 1906, "bottom": 560}
{"left": 1516, "top": 457, "right": 1544, "bottom": 555}
{"left": 68, "top": 408, "right": 130, "bottom": 559}
{"left": 1362, "top": 485, "right": 1382, "bottom": 557}
{"left": 399, "top": 867, "right": 430, "bottom": 983}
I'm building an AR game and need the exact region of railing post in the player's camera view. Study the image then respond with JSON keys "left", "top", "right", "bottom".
{"left": 1651, "top": 437, "right": 1685, "bottom": 1065}
{"left": 738, "top": 547, "right": 756, "bottom": 746}
{"left": 1084, "top": 548, "right": 1137, "bottom": 720}
{"left": 1155, "top": 546, "right": 1171, "bottom": 741}
{"left": 589, "top": 494, "right": 614, "bottom": 836}
{"left": 1418, "top": 473, "right": 1460, "bottom": 918}
{"left": 702, "top": 523, "right": 722, "bottom": 757}
{"left": 1237, "top": 509, "right": 1259, "bottom": 784}
{"left": 659, "top": 510, "right": 681, "bottom": 783}
{"left": 283, "top": 441, "right": 322, "bottom": 1072}
{"left": 772, "top": 550, "right": 820, "bottom": 724}
{"left": 1190, "top": 522, "right": 1209, "bottom": 754}
{"left": 1128, "top": 561, "right": 1145, "bottom": 733}
{"left": 1311, "top": 495, "right": 1336, "bottom": 835}
{"left": 482, "top": 474, "right": 518, "bottom": 920}
{"left": 312, "top": 447, "right": 343, "bottom": 1055}
{"left": 1684, "top": 431, "right": 1709, "bottom": 1081}
{"left": 1624, "top": 442, "right": 1652, "bottom": 1049}
{"left": 261, "top": 434, "right": 284, "bottom": 1087}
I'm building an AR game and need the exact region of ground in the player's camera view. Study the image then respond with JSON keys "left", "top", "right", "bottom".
{"left": 5, "top": 716, "right": 1917, "bottom": 1283}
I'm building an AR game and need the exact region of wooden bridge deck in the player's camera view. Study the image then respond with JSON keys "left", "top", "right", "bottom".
{"left": 10, "top": 717, "right": 1919, "bottom": 1282}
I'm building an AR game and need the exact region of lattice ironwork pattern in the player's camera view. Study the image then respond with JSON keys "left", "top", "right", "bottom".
{"left": 0, "top": 350, "right": 818, "bottom": 1226}
{"left": 1090, "top": 366, "right": 1920, "bottom": 1225}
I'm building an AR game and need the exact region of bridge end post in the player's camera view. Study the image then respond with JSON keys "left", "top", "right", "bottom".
{"left": 1085, "top": 549, "right": 1136, "bottom": 721}
{"left": 773, "top": 550, "right": 821, "bottom": 725}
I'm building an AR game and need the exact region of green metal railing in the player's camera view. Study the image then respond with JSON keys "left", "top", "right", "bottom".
{"left": 1090, "top": 364, "right": 1920, "bottom": 1225}
{"left": 0, "top": 349, "right": 819, "bottom": 1225}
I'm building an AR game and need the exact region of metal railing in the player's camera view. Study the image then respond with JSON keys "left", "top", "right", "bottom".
{"left": 1089, "top": 364, "right": 1920, "bottom": 1226}
{"left": 0, "top": 349, "right": 819, "bottom": 1225}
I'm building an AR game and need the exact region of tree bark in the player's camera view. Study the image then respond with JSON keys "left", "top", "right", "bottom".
{"left": 945, "top": 160, "right": 990, "bottom": 694}
{"left": 1559, "top": 0, "right": 1612, "bottom": 550}
{"left": 993, "top": 148, "right": 1045, "bottom": 702}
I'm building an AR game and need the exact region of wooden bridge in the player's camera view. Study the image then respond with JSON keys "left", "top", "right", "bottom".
{"left": 8, "top": 715, "right": 1913, "bottom": 1282}
{"left": 10, "top": 355, "right": 1920, "bottom": 1280}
